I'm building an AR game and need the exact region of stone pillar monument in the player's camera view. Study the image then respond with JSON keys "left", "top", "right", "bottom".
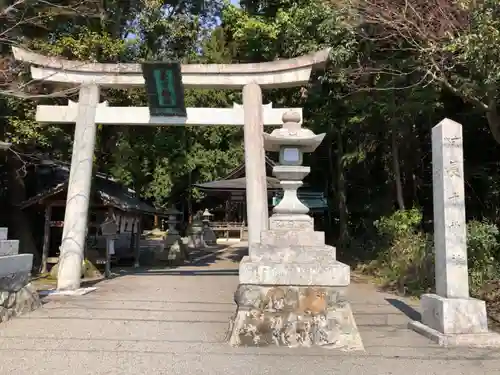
{"left": 409, "top": 118, "right": 500, "bottom": 347}
{"left": 228, "top": 112, "right": 363, "bottom": 350}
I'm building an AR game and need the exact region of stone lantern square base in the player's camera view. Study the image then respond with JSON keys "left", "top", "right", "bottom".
{"left": 227, "top": 215, "right": 364, "bottom": 350}
{"left": 228, "top": 283, "right": 363, "bottom": 350}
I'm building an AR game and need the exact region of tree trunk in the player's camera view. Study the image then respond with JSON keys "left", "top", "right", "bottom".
{"left": 486, "top": 102, "right": 500, "bottom": 145}
{"left": 326, "top": 134, "right": 335, "bottom": 239}
{"left": 6, "top": 154, "right": 41, "bottom": 271}
{"left": 391, "top": 124, "right": 405, "bottom": 210}
{"left": 336, "top": 129, "right": 349, "bottom": 250}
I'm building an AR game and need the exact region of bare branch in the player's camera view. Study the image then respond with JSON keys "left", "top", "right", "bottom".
{"left": 0, "top": 0, "right": 103, "bottom": 99}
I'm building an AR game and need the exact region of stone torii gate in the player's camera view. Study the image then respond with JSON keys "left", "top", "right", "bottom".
{"left": 12, "top": 47, "right": 330, "bottom": 291}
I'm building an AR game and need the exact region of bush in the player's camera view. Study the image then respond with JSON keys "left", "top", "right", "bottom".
{"left": 374, "top": 208, "right": 423, "bottom": 240}
{"left": 359, "top": 208, "right": 434, "bottom": 295}
{"left": 359, "top": 210, "right": 500, "bottom": 297}
{"left": 467, "top": 220, "right": 500, "bottom": 294}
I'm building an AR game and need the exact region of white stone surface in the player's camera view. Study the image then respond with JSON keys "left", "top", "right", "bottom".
{"left": 432, "top": 118, "right": 468, "bottom": 298}
{"left": 239, "top": 256, "right": 350, "bottom": 286}
{"left": 12, "top": 47, "right": 331, "bottom": 89}
{"left": 263, "top": 111, "right": 325, "bottom": 152}
{"left": 0, "top": 228, "right": 7, "bottom": 240}
{"left": 0, "top": 254, "right": 33, "bottom": 276}
{"left": 243, "top": 83, "right": 268, "bottom": 245}
{"left": 272, "top": 165, "right": 310, "bottom": 181}
{"left": 250, "top": 243, "right": 336, "bottom": 262}
{"left": 0, "top": 240, "right": 19, "bottom": 256}
{"left": 272, "top": 182, "right": 309, "bottom": 215}
{"left": 420, "top": 294, "right": 488, "bottom": 334}
{"left": 269, "top": 214, "right": 314, "bottom": 231}
{"left": 36, "top": 103, "right": 303, "bottom": 126}
{"left": 57, "top": 84, "right": 100, "bottom": 291}
{"left": 260, "top": 229, "right": 325, "bottom": 247}
{"left": 409, "top": 320, "right": 500, "bottom": 348}
{"left": 39, "top": 287, "right": 97, "bottom": 296}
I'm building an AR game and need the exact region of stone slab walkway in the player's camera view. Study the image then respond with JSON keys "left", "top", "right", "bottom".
{"left": 1, "top": 244, "right": 499, "bottom": 375}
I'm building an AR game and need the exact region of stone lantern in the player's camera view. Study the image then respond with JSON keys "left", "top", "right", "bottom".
{"left": 165, "top": 207, "right": 181, "bottom": 247}
{"left": 228, "top": 111, "right": 363, "bottom": 351}
{"left": 202, "top": 209, "right": 213, "bottom": 225}
{"left": 201, "top": 209, "right": 217, "bottom": 247}
{"left": 264, "top": 111, "right": 325, "bottom": 228}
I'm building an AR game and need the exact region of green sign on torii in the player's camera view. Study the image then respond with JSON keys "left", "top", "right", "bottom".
{"left": 141, "top": 62, "right": 187, "bottom": 117}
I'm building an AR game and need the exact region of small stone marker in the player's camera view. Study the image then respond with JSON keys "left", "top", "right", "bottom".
{"left": 409, "top": 118, "right": 500, "bottom": 347}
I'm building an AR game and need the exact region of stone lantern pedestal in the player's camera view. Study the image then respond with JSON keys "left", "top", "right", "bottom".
{"left": 228, "top": 112, "right": 363, "bottom": 350}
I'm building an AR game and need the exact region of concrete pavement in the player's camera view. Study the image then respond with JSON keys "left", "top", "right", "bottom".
{"left": 1, "top": 244, "right": 499, "bottom": 375}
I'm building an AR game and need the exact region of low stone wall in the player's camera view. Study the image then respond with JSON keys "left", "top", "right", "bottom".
{"left": 0, "top": 227, "right": 42, "bottom": 324}
{"left": 0, "top": 282, "right": 41, "bottom": 323}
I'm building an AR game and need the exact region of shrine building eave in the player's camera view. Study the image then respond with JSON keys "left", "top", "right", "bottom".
{"left": 12, "top": 47, "right": 331, "bottom": 89}
{"left": 194, "top": 177, "right": 282, "bottom": 192}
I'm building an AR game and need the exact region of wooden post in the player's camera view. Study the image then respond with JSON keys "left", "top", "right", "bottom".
{"left": 154, "top": 214, "right": 159, "bottom": 228}
{"left": 104, "top": 237, "right": 113, "bottom": 278}
{"left": 134, "top": 216, "right": 142, "bottom": 268}
{"left": 41, "top": 205, "right": 52, "bottom": 274}
{"left": 105, "top": 207, "right": 114, "bottom": 278}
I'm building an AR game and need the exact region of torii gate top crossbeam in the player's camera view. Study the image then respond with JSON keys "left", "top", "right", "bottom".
{"left": 12, "top": 47, "right": 330, "bottom": 89}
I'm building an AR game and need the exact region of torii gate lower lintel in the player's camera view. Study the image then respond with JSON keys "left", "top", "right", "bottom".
{"left": 12, "top": 47, "right": 330, "bottom": 291}
{"left": 36, "top": 101, "right": 304, "bottom": 126}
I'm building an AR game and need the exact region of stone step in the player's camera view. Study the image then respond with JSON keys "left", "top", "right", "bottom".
{"left": 261, "top": 229, "right": 324, "bottom": 247}
{"left": 249, "top": 243, "right": 336, "bottom": 262}
{"left": 0, "top": 228, "right": 7, "bottom": 240}
{"left": 239, "top": 256, "right": 350, "bottom": 286}
{"left": 0, "top": 240, "right": 19, "bottom": 256}
{"left": 0, "top": 254, "right": 33, "bottom": 292}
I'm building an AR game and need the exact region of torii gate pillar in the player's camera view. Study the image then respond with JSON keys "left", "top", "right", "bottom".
{"left": 57, "top": 84, "right": 100, "bottom": 290}
{"left": 243, "top": 83, "right": 268, "bottom": 244}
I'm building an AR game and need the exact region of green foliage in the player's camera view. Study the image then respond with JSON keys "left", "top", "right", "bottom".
{"left": 467, "top": 220, "right": 500, "bottom": 293}
{"left": 361, "top": 209, "right": 434, "bottom": 294}
{"left": 373, "top": 208, "right": 423, "bottom": 240}
{"left": 362, "top": 211, "right": 500, "bottom": 297}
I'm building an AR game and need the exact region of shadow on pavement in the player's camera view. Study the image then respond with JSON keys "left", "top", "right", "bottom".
{"left": 385, "top": 297, "right": 421, "bottom": 321}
